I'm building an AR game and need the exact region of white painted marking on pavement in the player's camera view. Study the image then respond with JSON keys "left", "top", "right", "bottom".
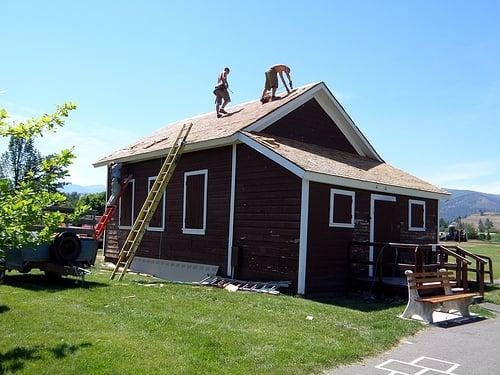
{"left": 375, "top": 355, "right": 461, "bottom": 375}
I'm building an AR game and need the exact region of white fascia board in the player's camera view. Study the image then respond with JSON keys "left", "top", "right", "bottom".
{"left": 236, "top": 133, "right": 305, "bottom": 178}
{"left": 303, "top": 171, "right": 448, "bottom": 200}
{"left": 244, "top": 84, "right": 323, "bottom": 133}
{"left": 93, "top": 135, "right": 238, "bottom": 168}
{"left": 318, "top": 83, "right": 383, "bottom": 162}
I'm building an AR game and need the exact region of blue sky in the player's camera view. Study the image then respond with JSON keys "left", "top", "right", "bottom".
{"left": 1, "top": 1, "right": 499, "bottom": 193}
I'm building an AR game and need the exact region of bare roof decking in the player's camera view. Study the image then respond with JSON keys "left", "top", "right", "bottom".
{"left": 94, "top": 83, "right": 319, "bottom": 166}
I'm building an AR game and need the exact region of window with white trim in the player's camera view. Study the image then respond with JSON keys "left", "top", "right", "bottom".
{"left": 118, "top": 179, "right": 135, "bottom": 229}
{"left": 147, "top": 176, "right": 166, "bottom": 231}
{"left": 329, "top": 188, "right": 355, "bottom": 228}
{"left": 182, "top": 169, "right": 208, "bottom": 235}
{"left": 408, "top": 199, "right": 426, "bottom": 231}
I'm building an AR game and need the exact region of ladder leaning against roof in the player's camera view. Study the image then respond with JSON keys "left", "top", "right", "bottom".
{"left": 110, "top": 123, "right": 193, "bottom": 281}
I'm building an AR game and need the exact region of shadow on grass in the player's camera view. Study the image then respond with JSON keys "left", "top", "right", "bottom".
{"left": 0, "top": 305, "right": 10, "bottom": 314}
{"left": 310, "top": 294, "right": 407, "bottom": 312}
{"left": 0, "top": 342, "right": 91, "bottom": 374}
{"left": 4, "top": 273, "right": 108, "bottom": 292}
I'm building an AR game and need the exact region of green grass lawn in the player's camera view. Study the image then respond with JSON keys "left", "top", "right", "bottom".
{"left": 458, "top": 240, "right": 500, "bottom": 305}
{"left": 0, "top": 261, "right": 423, "bottom": 375}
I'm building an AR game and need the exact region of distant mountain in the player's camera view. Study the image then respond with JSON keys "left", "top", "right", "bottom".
{"left": 61, "top": 184, "right": 106, "bottom": 195}
{"left": 440, "top": 188, "right": 500, "bottom": 221}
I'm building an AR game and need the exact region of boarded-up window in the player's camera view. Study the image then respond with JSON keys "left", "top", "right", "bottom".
{"left": 119, "top": 179, "right": 135, "bottom": 228}
{"left": 147, "top": 176, "right": 166, "bottom": 231}
{"left": 409, "top": 200, "right": 426, "bottom": 231}
{"left": 183, "top": 169, "right": 208, "bottom": 235}
{"left": 329, "top": 189, "right": 355, "bottom": 228}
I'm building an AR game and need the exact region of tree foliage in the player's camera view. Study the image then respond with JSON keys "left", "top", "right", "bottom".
{"left": 63, "top": 192, "right": 81, "bottom": 209}
{"left": 0, "top": 136, "right": 42, "bottom": 187}
{"left": 0, "top": 103, "right": 80, "bottom": 251}
{"left": 79, "top": 192, "right": 106, "bottom": 215}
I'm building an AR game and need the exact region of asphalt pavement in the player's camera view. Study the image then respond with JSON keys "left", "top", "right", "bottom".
{"left": 330, "top": 315, "right": 500, "bottom": 375}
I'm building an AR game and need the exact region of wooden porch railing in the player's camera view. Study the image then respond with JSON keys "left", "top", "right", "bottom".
{"left": 348, "top": 241, "right": 489, "bottom": 296}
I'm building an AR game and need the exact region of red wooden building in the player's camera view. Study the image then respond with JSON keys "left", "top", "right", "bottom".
{"left": 94, "top": 82, "right": 448, "bottom": 295}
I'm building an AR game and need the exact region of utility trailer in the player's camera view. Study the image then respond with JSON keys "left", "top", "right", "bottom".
{"left": 0, "top": 231, "right": 98, "bottom": 283}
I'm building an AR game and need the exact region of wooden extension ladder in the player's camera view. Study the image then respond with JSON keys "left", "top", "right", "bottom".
{"left": 110, "top": 123, "right": 193, "bottom": 281}
{"left": 93, "top": 175, "right": 133, "bottom": 240}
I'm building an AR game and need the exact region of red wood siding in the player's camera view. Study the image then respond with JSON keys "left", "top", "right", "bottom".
{"left": 232, "top": 144, "right": 301, "bottom": 286}
{"left": 264, "top": 98, "right": 358, "bottom": 154}
{"left": 118, "top": 180, "right": 134, "bottom": 227}
{"left": 104, "top": 147, "right": 232, "bottom": 274}
{"left": 306, "top": 182, "right": 438, "bottom": 294}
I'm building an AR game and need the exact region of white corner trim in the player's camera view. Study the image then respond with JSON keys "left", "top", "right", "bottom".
{"left": 146, "top": 176, "right": 166, "bottom": 232}
{"left": 226, "top": 144, "right": 237, "bottom": 277}
{"left": 436, "top": 199, "right": 440, "bottom": 242}
{"left": 298, "top": 179, "right": 310, "bottom": 295}
{"left": 118, "top": 178, "right": 135, "bottom": 230}
{"left": 182, "top": 169, "right": 208, "bottom": 236}
{"left": 236, "top": 132, "right": 305, "bottom": 178}
{"left": 369, "top": 193, "right": 396, "bottom": 277}
{"left": 408, "top": 199, "right": 426, "bottom": 232}
{"left": 329, "top": 188, "right": 355, "bottom": 228}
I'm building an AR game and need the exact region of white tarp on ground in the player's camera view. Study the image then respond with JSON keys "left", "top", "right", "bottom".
{"left": 130, "top": 257, "right": 219, "bottom": 282}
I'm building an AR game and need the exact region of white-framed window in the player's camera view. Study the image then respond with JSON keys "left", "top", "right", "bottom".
{"left": 147, "top": 176, "right": 166, "bottom": 232}
{"left": 329, "top": 188, "right": 355, "bottom": 228}
{"left": 118, "top": 178, "right": 135, "bottom": 229}
{"left": 408, "top": 199, "right": 426, "bottom": 231}
{"left": 182, "top": 169, "right": 208, "bottom": 235}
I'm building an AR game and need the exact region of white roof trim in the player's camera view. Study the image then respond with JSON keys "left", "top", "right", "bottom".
{"left": 318, "top": 83, "right": 383, "bottom": 161}
{"left": 93, "top": 135, "right": 238, "bottom": 167}
{"left": 244, "top": 83, "right": 323, "bottom": 133}
{"left": 244, "top": 82, "right": 383, "bottom": 162}
{"left": 236, "top": 133, "right": 305, "bottom": 178}
{"left": 303, "top": 171, "right": 448, "bottom": 200}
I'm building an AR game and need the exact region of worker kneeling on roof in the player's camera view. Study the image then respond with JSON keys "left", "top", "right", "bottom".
{"left": 261, "top": 64, "right": 293, "bottom": 103}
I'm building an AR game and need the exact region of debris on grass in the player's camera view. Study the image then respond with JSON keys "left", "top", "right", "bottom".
{"left": 224, "top": 284, "right": 239, "bottom": 292}
{"left": 122, "top": 295, "right": 136, "bottom": 299}
{"left": 306, "top": 315, "right": 314, "bottom": 321}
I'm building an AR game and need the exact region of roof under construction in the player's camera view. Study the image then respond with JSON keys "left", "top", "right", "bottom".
{"left": 93, "top": 82, "right": 448, "bottom": 197}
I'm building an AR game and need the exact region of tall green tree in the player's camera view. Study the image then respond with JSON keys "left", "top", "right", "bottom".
{"left": 478, "top": 219, "right": 485, "bottom": 233}
{"left": 484, "top": 218, "right": 495, "bottom": 231}
{"left": 79, "top": 191, "right": 106, "bottom": 215}
{"left": 0, "top": 136, "right": 42, "bottom": 187}
{"left": 0, "top": 103, "right": 80, "bottom": 251}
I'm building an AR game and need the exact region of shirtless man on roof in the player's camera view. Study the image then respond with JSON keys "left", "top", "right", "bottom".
{"left": 213, "top": 67, "right": 231, "bottom": 118}
{"left": 261, "top": 64, "right": 293, "bottom": 103}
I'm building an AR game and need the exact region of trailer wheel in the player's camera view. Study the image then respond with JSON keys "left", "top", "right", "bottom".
{"left": 52, "top": 232, "right": 81, "bottom": 264}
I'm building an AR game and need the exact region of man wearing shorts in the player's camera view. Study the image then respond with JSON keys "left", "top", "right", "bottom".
{"left": 261, "top": 64, "right": 293, "bottom": 102}
{"left": 213, "top": 67, "right": 231, "bottom": 118}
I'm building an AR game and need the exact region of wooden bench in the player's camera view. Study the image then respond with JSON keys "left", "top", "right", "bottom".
{"left": 401, "top": 269, "right": 478, "bottom": 324}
